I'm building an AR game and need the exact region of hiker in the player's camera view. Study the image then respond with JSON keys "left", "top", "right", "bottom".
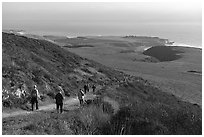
{"left": 55, "top": 89, "right": 64, "bottom": 113}
{"left": 31, "top": 85, "right": 40, "bottom": 111}
{"left": 15, "top": 84, "right": 26, "bottom": 98}
{"left": 78, "top": 89, "right": 84, "bottom": 105}
{"left": 58, "top": 84, "right": 65, "bottom": 97}
{"left": 15, "top": 85, "right": 23, "bottom": 98}
{"left": 87, "top": 84, "right": 90, "bottom": 92}
{"left": 84, "top": 83, "right": 89, "bottom": 93}
{"left": 92, "top": 84, "right": 96, "bottom": 93}
{"left": 83, "top": 84, "right": 87, "bottom": 94}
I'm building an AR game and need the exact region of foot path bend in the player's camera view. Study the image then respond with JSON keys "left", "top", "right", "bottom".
{"left": 2, "top": 94, "right": 97, "bottom": 119}
{"left": 2, "top": 86, "right": 120, "bottom": 119}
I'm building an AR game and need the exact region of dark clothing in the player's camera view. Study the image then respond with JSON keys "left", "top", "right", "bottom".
{"left": 56, "top": 103, "right": 63, "bottom": 113}
{"left": 55, "top": 93, "right": 64, "bottom": 104}
{"left": 31, "top": 97, "right": 38, "bottom": 111}
{"left": 31, "top": 89, "right": 38, "bottom": 97}
{"left": 78, "top": 90, "right": 84, "bottom": 100}
{"left": 78, "top": 90, "right": 84, "bottom": 105}
{"left": 30, "top": 88, "right": 39, "bottom": 111}
{"left": 84, "top": 85, "right": 87, "bottom": 94}
{"left": 55, "top": 93, "right": 64, "bottom": 113}
{"left": 79, "top": 99, "right": 83, "bottom": 105}
{"left": 92, "top": 85, "right": 96, "bottom": 92}
{"left": 87, "top": 85, "right": 89, "bottom": 92}
{"left": 84, "top": 84, "right": 89, "bottom": 93}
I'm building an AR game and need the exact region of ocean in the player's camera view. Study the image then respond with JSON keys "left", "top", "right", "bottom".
{"left": 5, "top": 22, "right": 201, "bottom": 48}
{"left": 3, "top": 2, "right": 201, "bottom": 48}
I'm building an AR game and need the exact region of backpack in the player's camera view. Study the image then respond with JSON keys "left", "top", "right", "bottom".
{"left": 80, "top": 90, "right": 84, "bottom": 96}
{"left": 31, "top": 89, "right": 37, "bottom": 97}
{"left": 55, "top": 93, "right": 63, "bottom": 103}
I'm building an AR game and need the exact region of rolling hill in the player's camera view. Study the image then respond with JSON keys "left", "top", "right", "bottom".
{"left": 2, "top": 32, "right": 202, "bottom": 135}
{"left": 2, "top": 32, "right": 125, "bottom": 108}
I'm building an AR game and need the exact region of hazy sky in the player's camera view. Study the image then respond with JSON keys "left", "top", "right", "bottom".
{"left": 3, "top": 2, "right": 201, "bottom": 27}
{"left": 2, "top": 2, "right": 202, "bottom": 46}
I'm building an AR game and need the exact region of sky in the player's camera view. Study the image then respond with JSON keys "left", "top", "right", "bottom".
{"left": 2, "top": 2, "right": 202, "bottom": 46}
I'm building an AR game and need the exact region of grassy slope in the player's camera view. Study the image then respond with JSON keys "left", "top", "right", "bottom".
{"left": 2, "top": 32, "right": 125, "bottom": 109}
{"left": 3, "top": 78, "right": 202, "bottom": 135}
{"left": 2, "top": 33, "right": 202, "bottom": 135}
{"left": 103, "top": 79, "right": 202, "bottom": 135}
{"left": 55, "top": 37, "right": 202, "bottom": 106}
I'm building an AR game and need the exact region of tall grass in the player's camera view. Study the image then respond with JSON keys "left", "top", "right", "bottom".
{"left": 75, "top": 105, "right": 110, "bottom": 134}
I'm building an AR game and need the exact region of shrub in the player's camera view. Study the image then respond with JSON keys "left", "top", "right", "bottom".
{"left": 75, "top": 105, "right": 110, "bottom": 135}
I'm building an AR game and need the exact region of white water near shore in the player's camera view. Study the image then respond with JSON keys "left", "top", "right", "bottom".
{"left": 166, "top": 42, "right": 202, "bottom": 49}
{"left": 140, "top": 41, "right": 202, "bottom": 52}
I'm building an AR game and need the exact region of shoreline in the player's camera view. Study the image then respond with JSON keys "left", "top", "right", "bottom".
{"left": 165, "top": 42, "right": 202, "bottom": 49}
{"left": 3, "top": 29, "right": 202, "bottom": 49}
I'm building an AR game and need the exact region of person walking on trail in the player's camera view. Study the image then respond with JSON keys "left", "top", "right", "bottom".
{"left": 87, "top": 84, "right": 89, "bottom": 92}
{"left": 55, "top": 89, "right": 64, "bottom": 113}
{"left": 58, "top": 84, "right": 65, "bottom": 97}
{"left": 78, "top": 89, "right": 84, "bottom": 105}
{"left": 84, "top": 84, "right": 89, "bottom": 94}
{"left": 92, "top": 84, "right": 96, "bottom": 93}
{"left": 84, "top": 84, "right": 87, "bottom": 94}
{"left": 31, "top": 85, "right": 40, "bottom": 111}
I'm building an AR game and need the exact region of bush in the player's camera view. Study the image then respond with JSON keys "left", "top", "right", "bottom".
{"left": 74, "top": 105, "right": 110, "bottom": 135}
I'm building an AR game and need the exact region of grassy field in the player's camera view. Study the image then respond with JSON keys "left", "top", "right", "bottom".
{"left": 49, "top": 36, "right": 202, "bottom": 106}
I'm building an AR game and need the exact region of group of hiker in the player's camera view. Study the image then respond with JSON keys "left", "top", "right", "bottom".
{"left": 30, "top": 83, "right": 96, "bottom": 113}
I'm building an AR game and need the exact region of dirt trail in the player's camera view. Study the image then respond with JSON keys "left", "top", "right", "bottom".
{"left": 2, "top": 93, "right": 97, "bottom": 119}
{"left": 2, "top": 85, "right": 120, "bottom": 119}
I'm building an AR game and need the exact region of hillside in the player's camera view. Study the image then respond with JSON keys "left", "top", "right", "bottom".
{"left": 2, "top": 32, "right": 202, "bottom": 135}
{"left": 2, "top": 32, "right": 125, "bottom": 109}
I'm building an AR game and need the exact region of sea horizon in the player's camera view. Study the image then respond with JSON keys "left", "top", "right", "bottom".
{"left": 3, "top": 2, "right": 201, "bottom": 48}
{"left": 3, "top": 28, "right": 202, "bottom": 49}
